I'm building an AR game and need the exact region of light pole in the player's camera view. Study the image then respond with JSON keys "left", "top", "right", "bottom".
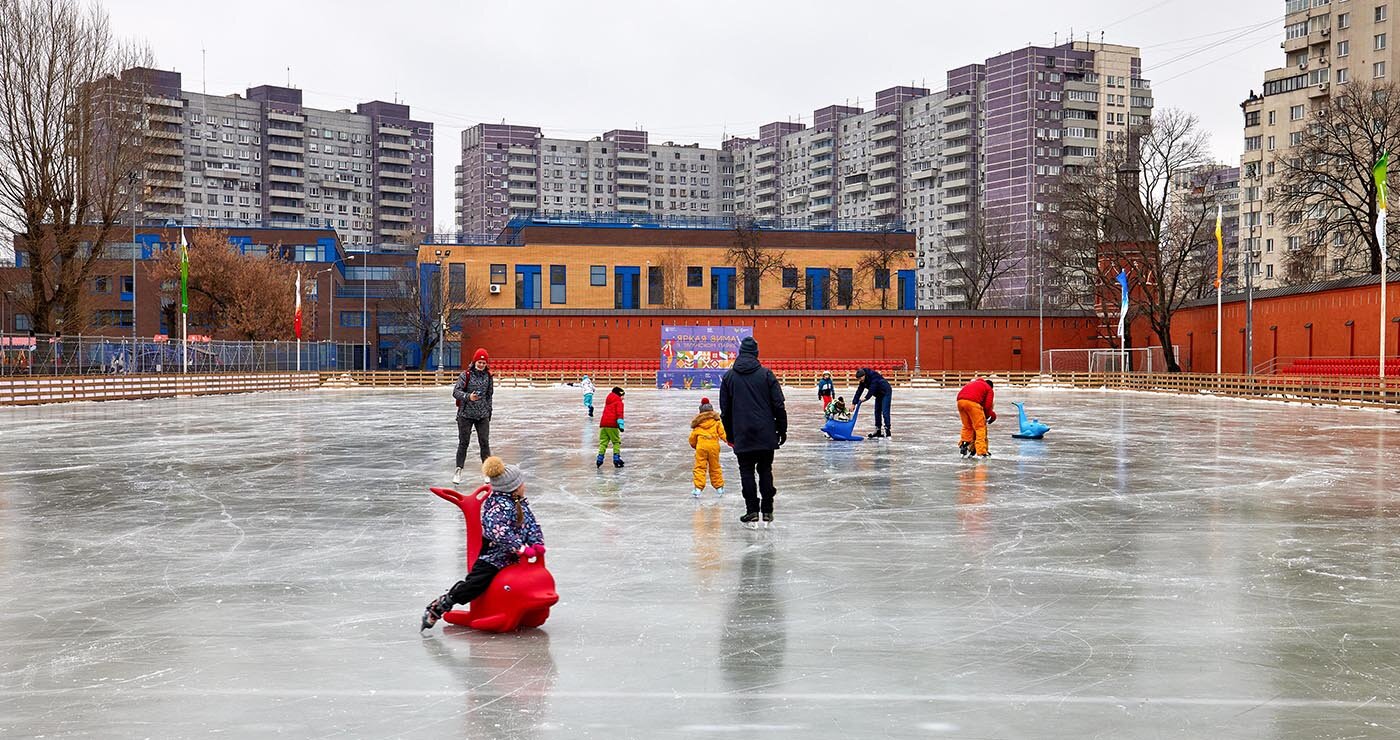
{"left": 434, "top": 259, "right": 446, "bottom": 372}
{"left": 128, "top": 171, "right": 138, "bottom": 373}
{"left": 1245, "top": 221, "right": 1256, "bottom": 374}
{"left": 362, "top": 255, "right": 369, "bottom": 371}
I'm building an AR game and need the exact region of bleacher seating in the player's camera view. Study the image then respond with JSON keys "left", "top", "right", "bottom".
{"left": 1278, "top": 357, "right": 1400, "bottom": 377}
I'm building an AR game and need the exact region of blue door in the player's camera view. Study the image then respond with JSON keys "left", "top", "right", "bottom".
{"left": 615, "top": 266, "right": 640, "bottom": 309}
{"left": 897, "top": 269, "right": 916, "bottom": 310}
{"left": 711, "top": 267, "right": 736, "bottom": 309}
{"left": 805, "top": 268, "right": 829, "bottom": 310}
{"left": 516, "top": 265, "right": 542, "bottom": 309}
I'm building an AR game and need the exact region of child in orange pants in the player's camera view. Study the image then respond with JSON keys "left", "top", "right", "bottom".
{"left": 956, "top": 377, "right": 998, "bottom": 458}
{"left": 688, "top": 397, "right": 727, "bottom": 498}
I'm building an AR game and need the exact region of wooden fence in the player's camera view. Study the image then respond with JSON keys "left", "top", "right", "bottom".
{"left": 0, "top": 369, "right": 1394, "bottom": 409}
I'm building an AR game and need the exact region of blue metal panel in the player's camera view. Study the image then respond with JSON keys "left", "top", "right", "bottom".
{"left": 135, "top": 233, "right": 162, "bottom": 259}
{"left": 898, "top": 269, "right": 916, "bottom": 310}
{"left": 227, "top": 236, "right": 253, "bottom": 253}
{"left": 806, "top": 268, "right": 829, "bottom": 310}
{"left": 614, "top": 266, "right": 641, "bottom": 309}
{"left": 515, "top": 265, "right": 542, "bottom": 309}
{"left": 710, "top": 267, "right": 736, "bottom": 309}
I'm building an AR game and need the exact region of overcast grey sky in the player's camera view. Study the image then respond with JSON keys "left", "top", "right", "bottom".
{"left": 105, "top": 0, "right": 1280, "bottom": 230}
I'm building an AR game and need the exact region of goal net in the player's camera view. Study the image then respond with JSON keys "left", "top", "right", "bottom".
{"left": 1041, "top": 346, "right": 1178, "bottom": 373}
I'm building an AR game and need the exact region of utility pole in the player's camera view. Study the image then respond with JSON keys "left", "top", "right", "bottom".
{"left": 129, "top": 171, "right": 138, "bottom": 372}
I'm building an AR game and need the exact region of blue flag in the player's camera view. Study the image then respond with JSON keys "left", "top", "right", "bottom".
{"left": 1115, "top": 270, "right": 1129, "bottom": 340}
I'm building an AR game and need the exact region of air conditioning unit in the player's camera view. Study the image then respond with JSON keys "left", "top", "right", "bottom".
{"left": 1321, "top": 28, "right": 1330, "bottom": 36}
{"left": 489, "top": 284, "right": 501, "bottom": 294}
{"left": 1299, "top": 61, "right": 1308, "bottom": 70}
{"left": 1319, "top": 57, "right": 1329, "bottom": 65}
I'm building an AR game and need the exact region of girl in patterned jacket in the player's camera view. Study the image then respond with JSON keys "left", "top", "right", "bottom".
{"left": 421, "top": 456, "right": 546, "bottom": 631}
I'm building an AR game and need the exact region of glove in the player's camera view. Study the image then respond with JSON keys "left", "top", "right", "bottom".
{"left": 987, "top": 412, "right": 997, "bottom": 424}
{"left": 777, "top": 431, "right": 787, "bottom": 447}
{"left": 519, "top": 544, "right": 545, "bottom": 559}
{"left": 617, "top": 419, "right": 625, "bottom": 432}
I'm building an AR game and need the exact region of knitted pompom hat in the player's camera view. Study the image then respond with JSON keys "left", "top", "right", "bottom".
{"left": 482, "top": 456, "right": 524, "bottom": 493}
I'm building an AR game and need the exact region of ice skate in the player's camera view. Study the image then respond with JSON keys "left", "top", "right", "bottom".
{"left": 959, "top": 441, "right": 971, "bottom": 458}
{"left": 692, "top": 487, "right": 703, "bottom": 498}
{"left": 869, "top": 428, "right": 884, "bottom": 438}
{"left": 595, "top": 454, "right": 604, "bottom": 468}
{"left": 740, "top": 512, "right": 761, "bottom": 529}
{"left": 762, "top": 512, "right": 773, "bottom": 528}
{"left": 715, "top": 486, "right": 725, "bottom": 498}
{"left": 613, "top": 454, "right": 625, "bottom": 468}
{"left": 420, "top": 593, "right": 453, "bottom": 631}
{"left": 452, "top": 467, "right": 463, "bottom": 484}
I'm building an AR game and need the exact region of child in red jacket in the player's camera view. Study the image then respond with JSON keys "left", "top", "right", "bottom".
{"left": 956, "top": 377, "right": 997, "bottom": 458}
{"left": 596, "top": 387, "right": 625, "bottom": 468}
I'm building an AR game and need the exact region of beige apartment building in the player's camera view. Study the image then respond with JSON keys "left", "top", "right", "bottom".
{"left": 1241, "top": 0, "right": 1393, "bottom": 287}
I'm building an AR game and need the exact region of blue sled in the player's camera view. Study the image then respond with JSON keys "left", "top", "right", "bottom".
{"left": 822, "top": 403, "right": 864, "bottom": 441}
{"left": 1011, "top": 402, "right": 1050, "bottom": 439}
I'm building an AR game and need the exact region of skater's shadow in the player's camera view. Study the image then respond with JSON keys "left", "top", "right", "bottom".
{"left": 957, "top": 464, "right": 990, "bottom": 540}
{"left": 718, "top": 545, "right": 789, "bottom": 694}
{"left": 421, "top": 629, "right": 558, "bottom": 735}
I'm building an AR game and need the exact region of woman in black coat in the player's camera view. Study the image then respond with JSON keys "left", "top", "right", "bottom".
{"left": 452, "top": 348, "right": 494, "bottom": 482}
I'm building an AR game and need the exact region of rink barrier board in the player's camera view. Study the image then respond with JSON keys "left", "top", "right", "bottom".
{"left": 0, "top": 371, "right": 1394, "bottom": 409}
{"left": 0, "top": 373, "right": 321, "bottom": 405}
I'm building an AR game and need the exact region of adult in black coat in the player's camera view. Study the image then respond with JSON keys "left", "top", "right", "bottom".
{"left": 720, "top": 337, "right": 788, "bottom": 525}
{"left": 853, "top": 367, "right": 893, "bottom": 438}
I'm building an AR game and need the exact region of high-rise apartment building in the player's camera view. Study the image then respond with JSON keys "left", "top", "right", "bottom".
{"left": 1239, "top": 0, "right": 1390, "bottom": 287}
{"left": 118, "top": 67, "right": 433, "bottom": 246}
{"left": 454, "top": 125, "right": 734, "bottom": 235}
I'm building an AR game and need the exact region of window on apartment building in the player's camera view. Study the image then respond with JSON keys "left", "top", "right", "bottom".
{"left": 1244, "top": 135, "right": 1262, "bottom": 151}
{"left": 1338, "top": 67, "right": 1350, "bottom": 83}
{"left": 1378, "top": 33, "right": 1389, "bottom": 50}
{"left": 1290, "top": 104, "right": 1305, "bottom": 121}
{"left": 590, "top": 265, "right": 606, "bottom": 286}
{"left": 1339, "top": 11, "right": 1350, "bottom": 28}
{"left": 1244, "top": 110, "right": 1261, "bottom": 127}
{"left": 94, "top": 275, "right": 111, "bottom": 293}
{"left": 1267, "top": 110, "right": 1276, "bottom": 125}
{"left": 1338, "top": 39, "right": 1350, "bottom": 57}
{"left": 781, "top": 267, "right": 798, "bottom": 289}
{"left": 687, "top": 266, "right": 703, "bottom": 287}
{"left": 549, "top": 265, "right": 566, "bottom": 304}
{"left": 1266, "top": 136, "right": 1276, "bottom": 151}
{"left": 489, "top": 264, "right": 506, "bottom": 285}
{"left": 1377, "top": 61, "right": 1388, "bottom": 78}
{"left": 1377, "top": 5, "right": 1387, "bottom": 22}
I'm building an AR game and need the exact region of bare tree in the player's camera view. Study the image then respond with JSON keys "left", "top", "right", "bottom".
{"left": 779, "top": 263, "right": 864, "bottom": 310}
{"left": 855, "top": 225, "right": 908, "bottom": 309}
{"left": 0, "top": 0, "right": 152, "bottom": 334}
{"left": 726, "top": 215, "right": 787, "bottom": 308}
{"left": 1273, "top": 80, "right": 1400, "bottom": 282}
{"left": 654, "top": 246, "right": 689, "bottom": 308}
{"left": 946, "top": 207, "right": 1025, "bottom": 310}
{"left": 149, "top": 229, "right": 300, "bottom": 340}
{"left": 1047, "top": 109, "right": 1218, "bottom": 372}
{"left": 381, "top": 265, "right": 483, "bottom": 370}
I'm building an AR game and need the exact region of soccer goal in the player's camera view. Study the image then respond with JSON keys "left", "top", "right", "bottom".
{"left": 1041, "top": 346, "right": 1179, "bottom": 373}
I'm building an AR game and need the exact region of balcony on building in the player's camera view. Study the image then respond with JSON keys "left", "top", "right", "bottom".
{"left": 147, "top": 143, "right": 182, "bottom": 157}
{"left": 755, "top": 184, "right": 777, "bottom": 199}
{"left": 845, "top": 179, "right": 867, "bottom": 193}
{"left": 809, "top": 200, "right": 833, "bottom": 214}
{"left": 871, "top": 189, "right": 897, "bottom": 203}
{"left": 507, "top": 145, "right": 535, "bottom": 156}
{"left": 871, "top": 127, "right": 898, "bottom": 143}
{"left": 617, "top": 199, "right": 648, "bottom": 212}
{"left": 144, "top": 127, "right": 181, "bottom": 141}
{"left": 872, "top": 143, "right": 898, "bottom": 158}
{"left": 378, "top": 197, "right": 412, "bottom": 210}
{"left": 943, "top": 160, "right": 970, "bottom": 174}
{"left": 872, "top": 113, "right": 898, "bottom": 127}
{"left": 271, "top": 170, "right": 306, "bottom": 184}
{"left": 944, "top": 226, "right": 967, "bottom": 238}
{"left": 871, "top": 174, "right": 897, "bottom": 188}
{"left": 944, "top": 144, "right": 972, "bottom": 158}
{"left": 378, "top": 124, "right": 413, "bottom": 137}
{"left": 379, "top": 211, "right": 412, "bottom": 223}
{"left": 148, "top": 111, "right": 183, "bottom": 125}
{"left": 944, "top": 192, "right": 969, "bottom": 206}
{"left": 616, "top": 172, "right": 649, "bottom": 185}
{"left": 943, "top": 109, "right": 971, "bottom": 125}
{"left": 508, "top": 184, "right": 537, "bottom": 197}
{"left": 269, "top": 141, "right": 303, "bottom": 154}
{"left": 910, "top": 166, "right": 935, "bottom": 181}
{"left": 944, "top": 209, "right": 969, "bottom": 223}
{"left": 943, "top": 176, "right": 969, "bottom": 189}
{"left": 811, "top": 170, "right": 833, "bottom": 186}
{"left": 266, "top": 125, "right": 304, "bottom": 139}
{"left": 378, "top": 167, "right": 412, "bottom": 181}
{"left": 754, "top": 171, "right": 776, "bottom": 184}
{"left": 267, "top": 110, "right": 305, "bottom": 124}
{"left": 269, "top": 202, "right": 307, "bottom": 215}
{"left": 871, "top": 158, "right": 897, "bottom": 174}
{"left": 379, "top": 182, "right": 413, "bottom": 194}
{"left": 810, "top": 187, "right": 832, "bottom": 199}
{"left": 378, "top": 152, "right": 413, "bottom": 166}
{"left": 142, "top": 94, "right": 183, "bottom": 109}
{"left": 268, "top": 186, "right": 304, "bottom": 199}
{"left": 616, "top": 158, "right": 650, "bottom": 173}
{"left": 379, "top": 138, "right": 411, "bottom": 152}
{"left": 784, "top": 192, "right": 806, "bottom": 206}
{"left": 146, "top": 160, "right": 183, "bottom": 174}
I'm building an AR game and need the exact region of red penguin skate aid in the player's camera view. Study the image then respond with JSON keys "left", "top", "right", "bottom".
{"left": 429, "top": 485, "right": 559, "bottom": 632}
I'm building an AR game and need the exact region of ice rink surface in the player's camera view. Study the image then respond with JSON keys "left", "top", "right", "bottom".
{"left": 2, "top": 384, "right": 1399, "bottom": 738}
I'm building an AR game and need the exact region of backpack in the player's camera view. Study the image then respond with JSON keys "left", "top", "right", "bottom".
{"left": 455, "top": 371, "right": 468, "bottom": 409}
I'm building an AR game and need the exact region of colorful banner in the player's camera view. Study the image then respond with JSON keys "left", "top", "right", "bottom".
{"left": 657, "top": 325, "right": 752, "bottom": 390}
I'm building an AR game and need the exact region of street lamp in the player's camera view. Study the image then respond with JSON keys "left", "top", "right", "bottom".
{"left": 362, "top": 253, "right": 369, "bottom": 371}
{"left": 314, "top": 254, "right": 354, "bottom": 348}
{"left": 434, "top": 258, "right": 447, "bottom": 372}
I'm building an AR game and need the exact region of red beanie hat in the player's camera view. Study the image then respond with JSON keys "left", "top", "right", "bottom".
{"left": 700, "top": 397, "right": 710, "bottom": 405}
{"left": 472, "top": 348, "right": 489, "bottom": 363}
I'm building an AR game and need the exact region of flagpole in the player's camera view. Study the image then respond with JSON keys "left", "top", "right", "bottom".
{"left": 1376, "top": 153, "right": 1389, "bottom": 382}
{"left": 1215, "top": 205, "right": 1223, "bottom": 375}
{"left": 179, "top": 228, "right": 189, "bottom": 374}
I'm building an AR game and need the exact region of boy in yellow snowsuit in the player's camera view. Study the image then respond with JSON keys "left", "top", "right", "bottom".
{"left": 688, "top": 397, "right": 727, "bottom": 498}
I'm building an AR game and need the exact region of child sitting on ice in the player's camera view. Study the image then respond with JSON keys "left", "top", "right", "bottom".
{"left": 688, "top": 397, "right": 727, "bottom": 498}
{"left": 825, "top": 396, "right": 851, "bottom": 422}
{"left": 421, "top": 456, "right": 545, "bottom": 631}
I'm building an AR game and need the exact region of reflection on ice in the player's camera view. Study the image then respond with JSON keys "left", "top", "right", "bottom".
{"left": 1, "top": 386, "right": 1398, "bottom": 737}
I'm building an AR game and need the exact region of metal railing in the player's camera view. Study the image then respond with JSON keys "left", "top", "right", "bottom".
{"left": 0, "top": 334, "right": 364, "bottom": 375}
{"left": 1254, "top": 355, "right": 1400, "bottom": 376}
{"left": 499, "top": 211, "right": 909, "bottom": 234}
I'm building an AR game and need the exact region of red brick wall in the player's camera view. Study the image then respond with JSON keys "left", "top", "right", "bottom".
{"left": 1169, "top": 279, "right": 1400, "bottom": 373}
{"left": 461, "top": 312, "right": 1105, "bottom": 372}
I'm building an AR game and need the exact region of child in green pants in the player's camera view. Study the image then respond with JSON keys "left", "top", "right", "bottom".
{"left": 596, "top": 386, "right": 625, "bottom": 468}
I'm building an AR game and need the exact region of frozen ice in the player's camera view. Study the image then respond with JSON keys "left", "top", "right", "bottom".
{"left": 2, "top": 385, "right": 1399, "bottom": 738}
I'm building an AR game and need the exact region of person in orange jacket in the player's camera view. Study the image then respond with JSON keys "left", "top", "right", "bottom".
{"left": 688, "top": 397, "right": 727, "bottom": 498}
{"left": 956, "top": 377, "right": 997, "bottom": 458}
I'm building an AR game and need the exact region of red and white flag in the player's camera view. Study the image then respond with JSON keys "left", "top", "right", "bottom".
{"left": 294, "top": 270, "right": 303, "bottom": 339}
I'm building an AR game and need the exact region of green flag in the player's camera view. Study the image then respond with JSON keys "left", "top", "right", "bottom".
{"left": 1375, "top": 152, "right": 1390, "bottom": 212}
{"left": 179, "top": 228, "right": 189, "bottom": 315}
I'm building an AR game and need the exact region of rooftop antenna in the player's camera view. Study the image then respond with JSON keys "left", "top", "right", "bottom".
{"left": 1100, "top": 31, "right": 1105, "bottom": 49}
{"left": 286, "top": 66, "right": 291, "bottom": 87}
{"left": 1054, "top": 32, "right": 1058, "bottom": 46}
{"left": 201, "top": 45, "right": 206, "bottom": 94}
